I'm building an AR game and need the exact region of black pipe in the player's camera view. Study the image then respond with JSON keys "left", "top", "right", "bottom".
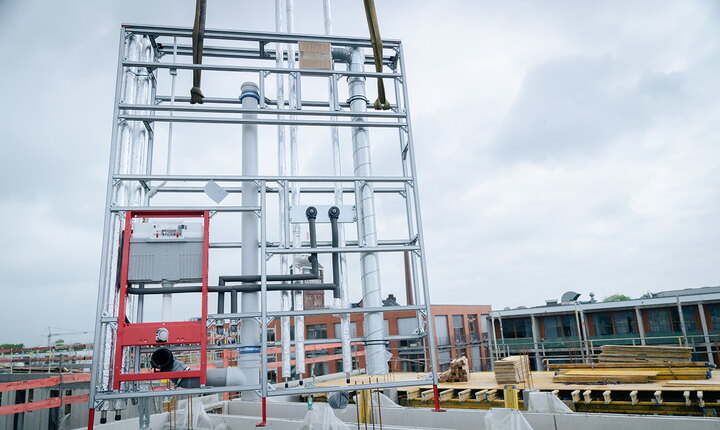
{"left": 217, "top": 290, "right": 225, "bottom": 314}
{"left": 216, "top": 206, "right": 321, "bottom": 284}
{"left": 329, "top": 206, "right": 341, "bottom": 299}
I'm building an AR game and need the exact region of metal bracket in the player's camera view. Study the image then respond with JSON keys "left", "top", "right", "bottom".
{"left": 253, "top": 317, "right": 275, "bottom": 326}
{"left": 259, "top": 41, "right": 272, "bottom": 59}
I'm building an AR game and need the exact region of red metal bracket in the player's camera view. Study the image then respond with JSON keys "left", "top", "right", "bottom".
{"left": 112, "top": 211, "right": 210, "bottom": 389}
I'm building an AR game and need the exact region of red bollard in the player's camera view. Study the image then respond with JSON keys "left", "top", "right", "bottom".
{"left": 432, "top": 385, "right": 446, "bottom": 412}
{"left": 255, "top": 397, "right": 267, "bottom": 427}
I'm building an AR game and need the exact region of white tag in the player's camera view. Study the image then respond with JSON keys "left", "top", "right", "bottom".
{"left": 203, "top": 180, "right": 229, "bottom": 203}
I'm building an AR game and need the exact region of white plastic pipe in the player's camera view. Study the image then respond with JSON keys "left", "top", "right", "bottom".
{"left": 161, "top": 281, "right": 173, "bottom": 321}
{"left": 286, "top": 0, "right": 305, "bottom": 378}
{"left": 323, "top": 0, "right": 353, "bottom": 376}
{"left": 275, "top": 0, "right": 293, "bottom": 381}
{"left": 239, "top": 82, "right": 261, "bottom": 400}
{"left": 348, "top": 47, "right": 387, "bottom": 375}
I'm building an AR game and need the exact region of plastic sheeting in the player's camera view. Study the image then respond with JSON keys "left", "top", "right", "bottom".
{"left": 163, "top": 397, "right": 228, "bottom": 430}
{"left": 298, "top": 403, "right": 350, "bottom": 430}
{"left": 526, "top": 392, "right": 573, "bottom": 414}
{"left": 484, "top": 408, "right": 534, "bottom": 430}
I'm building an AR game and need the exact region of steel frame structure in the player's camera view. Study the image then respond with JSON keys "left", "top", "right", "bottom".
{"left": 88, "top": 23, "right": 442, "bottom": 425}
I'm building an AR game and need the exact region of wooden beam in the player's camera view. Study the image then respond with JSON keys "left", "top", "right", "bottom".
{"left": 439, "top": 389, "right": 454, "bottom": 402}
{"left": 583, "top": 390, "right": 592, "bottom": 404}
{"left": 629, "top": 390, "right": 638, "bottom": 406}
{"left": 653, "top": 390, "right": 663, "bottom": 405}
{"left": 458, "top": 389, "right": 472, "bottom": 402}
{"left": 603, "top": 390, "right": 611, "bottom": 405}
{"left": 571, "top": 390, "right": 581, "bottom": 404}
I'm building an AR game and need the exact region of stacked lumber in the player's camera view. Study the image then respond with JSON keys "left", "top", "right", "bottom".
{"left": 598, "top": 345, "right": 692, "bottom": 363}
{"left": 439, "top": 356, "right": 469, "bottom": 383}
{"left": 548, "top": 362, "right": 713, "bottom": 381}
{"left": 553, "top": 369, "right": 659, "bottom": 384}
{"left": 494, "top": 355, "right": 530, "bottom": 384}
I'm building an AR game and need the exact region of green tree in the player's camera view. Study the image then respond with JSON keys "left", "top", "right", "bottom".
{"left": 603, "top": 294, "right": 631, "bottom": 302}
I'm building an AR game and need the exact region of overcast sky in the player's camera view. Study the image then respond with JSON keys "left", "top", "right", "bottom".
{"left": 1, "top": 0, "right": 719, "bottom": 347}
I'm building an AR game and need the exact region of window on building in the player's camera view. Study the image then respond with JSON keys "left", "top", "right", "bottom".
{"left": 307, "top": 324, "right": 327, "bottom": 339}
{"left": 647, "top": 308, "right": 698, "bottom": 333}
{"left": 435, "top": 315, "right": 450, "bottom": 345}
{"left": 468, "top": 314, "right": 481, "bottom": 343}
{"left": 397, "top": 317, "right": 420, "bottom": 348}
{"left": 471, "top": 345, "right": 482, "bottom": 371}
{"left": 592, "top": 311, "right": 636, "bottom": 336}
{"left": 709, "top": 305, "right": 720, "bottom": 330}
{"left": 542, "top": 315, "right": 576, "bottom": 339}
{"left": 453, "top": 315, "right": 466, "bottom": 344}
{"left": 333, "top": 321, "right": 357, "bottom": 338}
{"left": 438, "top": 349, "right": 452, "bottom": 371}
{"left": 501, "top": 318, "right": 531, "bottom": 339}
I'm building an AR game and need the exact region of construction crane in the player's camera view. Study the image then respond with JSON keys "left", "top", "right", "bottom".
{"left": 47, "top": 326, "right": 92, "bottom": 348}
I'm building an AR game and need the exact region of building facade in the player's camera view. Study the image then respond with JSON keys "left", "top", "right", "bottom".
{"left": 262, "top": 297, "right": 491, "bottom": 382}
{"left": 488, "top": 286, "right": 720, "bottom": 370}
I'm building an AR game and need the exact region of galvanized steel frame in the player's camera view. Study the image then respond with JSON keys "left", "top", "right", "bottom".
{"left": 89, "top": 24, "right": 439, "bottom": 408}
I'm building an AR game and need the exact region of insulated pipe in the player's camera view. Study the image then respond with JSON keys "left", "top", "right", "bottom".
{"left": 150, "top": 348, "right": 246, "bottom": 389}
{"left": 274, "top": 0, "right": 292, "bottom": 382}
{"left": 286, "top": 0, "right": 305, "bottom": 378}
{"left": 324, "top": 0, "right": 353, "bottom": 377}
{"left": 239, "top": 82, "right": 260, "bottom": 400}
{"left": 161, "top": 280, "right": 173, "bottom": 321}
{"left": 348, "top": 47, "right": 387, "bottom": 375}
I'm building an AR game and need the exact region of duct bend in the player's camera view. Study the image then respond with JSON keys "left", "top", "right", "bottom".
{"left": 332, "top": 47, "right": 352, "bottom": 64}
{"left": 150, "top": 348, "right": 246, "bottom": 389}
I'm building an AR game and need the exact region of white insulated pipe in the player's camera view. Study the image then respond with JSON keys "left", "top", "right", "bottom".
{"left": 286, "top": 0, "right": 305, "bottom": 378}
{"left": 275, "top": 0, "right": 293, "bottom": 382}
{"left": 349, "top": 47, "right": 387, "bottom": 375}
{"left": 161, "top": 281, "right": 173, "bottom": 321}
{"left": 323, "top": 0, "right": 353, "bottom": 376}
{"left": 239, "top": 82, "right": 261, "bottom": 400}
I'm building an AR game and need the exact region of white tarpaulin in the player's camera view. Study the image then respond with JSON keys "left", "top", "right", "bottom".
{"left": 484, "top": 408, "right": 534, "bottom": 430}
{"left": 526, "top": 392, "right": 573, "bottom": 414}
{"left": 298, "top": 403, "right": 350, "bottom": 430}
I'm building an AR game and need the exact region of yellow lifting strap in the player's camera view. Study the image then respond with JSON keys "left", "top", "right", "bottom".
{"left": 362, "top": 0, "right": 391, "bottom": 110}
{"left": 190, "top": 0, "right": 207, "bottom": 104}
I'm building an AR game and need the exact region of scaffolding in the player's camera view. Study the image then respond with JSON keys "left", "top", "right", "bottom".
{"left": 88, "top": 23, "right": 441, "bottom": 426}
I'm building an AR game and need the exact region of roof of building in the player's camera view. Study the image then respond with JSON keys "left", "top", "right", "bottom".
{"left": 492, "top": 285, "right": 720, "bottom": 318}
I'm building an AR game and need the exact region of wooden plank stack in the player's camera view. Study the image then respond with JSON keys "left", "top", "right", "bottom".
{"left": 439, "top": 356, "right": 469, "bottom": 383}
{"left": 548, "top": 362, "right": 713, "bottom": 381}
{"left": 494, "top": 355, "right": 530, "bottom": 384}
{"left": 598, "top": 345, "right": 692, "bottom": 363}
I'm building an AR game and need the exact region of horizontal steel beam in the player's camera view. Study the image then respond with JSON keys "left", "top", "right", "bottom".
{"left": 110, "top": 206, "right": 260, "bottom": 212}
{"left": 209, "top": 239, "right": 413, "bottom": 249}
{"left": 267, "top": 379, "right": 433, "bottom": 397}
{"left": 114, "top": 174, "right": 413, "bottom": 183}
{"left": 157, "top": 44, "right": 393, "bottom": 66}
{"left": 209, "top": 304, "right": 425, "bottom": 320}
{"left": 154, "top": 186, "right": 405, "bottom": 194}
{"left": 122, "top": 23, "right": 401, "bottom": 47}
{"left": 155, "top": 95, "right": 397, "bottom": 111}
{"left": 269, "top": 245, "right": 420, "bottom": 255}
{"left": 94, "top": 384, "right": 263, "bottom": 401}
{"left": 124, "top": 60, "right": 401, "bottom": 78}
{"left": 119, "top": 114, "right": 405, "bottom": 128}
{"left": 119, "top": 104, "right": 406, "bottom": 119}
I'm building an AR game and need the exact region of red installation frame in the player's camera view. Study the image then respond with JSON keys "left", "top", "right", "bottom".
{"left": 112, "top": 211, "right": 210, "bottom": 389}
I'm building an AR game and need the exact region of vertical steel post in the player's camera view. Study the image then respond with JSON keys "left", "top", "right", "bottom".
{"left": 698, "top": 303, "right": 715, "bottom": 365}
{"left": 396, "top": 44, "right": 439, "bottom": 389}
{"left": 258, "top": 181, "right": 268, "bottom": 426}
{"left": 635, "top": 307, "right": 646, "bottom": 346}
{"left": 88, "top": 27, "right": 130, "bottom": 427}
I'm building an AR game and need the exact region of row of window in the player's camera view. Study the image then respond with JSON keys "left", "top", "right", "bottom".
{"left": 499, "top": 304, "right": 720, "bottom": 339}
